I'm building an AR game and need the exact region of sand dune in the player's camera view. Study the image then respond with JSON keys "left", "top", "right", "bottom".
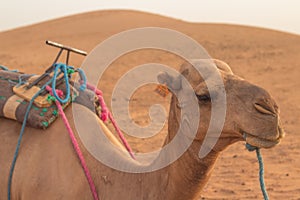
{"left": 0, "top": 10, "right": 299, "bottom": 199}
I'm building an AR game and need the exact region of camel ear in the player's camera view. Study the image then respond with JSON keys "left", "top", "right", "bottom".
{"left": 213, "top": 59, "right": 233, "bottom": 74}
{"left": 157, "top": 71, "right": 182, "bottom": 91}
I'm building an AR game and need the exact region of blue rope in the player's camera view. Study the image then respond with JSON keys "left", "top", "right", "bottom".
{"left": 0, "top": 65, "right": 9, "bottom": 70}
{"left": 0, "top": 65, "right": 18, "bottom": 72}
{"left": 246, "top": 144, "right": 269, "bottom": 200}
{"left": 7, "top": 64, "right": 87, "bottom": 199}
{"left": 52, "top": 63, "right": 71, "bottom": 104}
{"left": 256, "top": 148, "right": 269, "bottom": 200}
{"left": 7, "top": 78, "right": 53, "bottom": 200}
{"left": 76, "top": 68, "right": 87, "bottom": 91}
{"left": 16, "top": 74, "right": 35, "bottom": 87}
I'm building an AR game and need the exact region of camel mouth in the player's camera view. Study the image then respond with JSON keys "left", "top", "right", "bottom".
{"left": 242, "top": 126, "right": 284, "bottom": 149}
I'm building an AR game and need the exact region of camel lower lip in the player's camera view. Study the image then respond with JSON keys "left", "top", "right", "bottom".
{"left": 243, "top": 132, "right": 280, "bottom": 149}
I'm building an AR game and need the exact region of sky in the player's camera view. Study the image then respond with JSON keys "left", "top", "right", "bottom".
{"left": 1, "top": 0, "right": 300, "bottom": 35}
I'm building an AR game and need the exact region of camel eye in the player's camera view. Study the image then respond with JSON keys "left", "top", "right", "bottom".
{"left": 196, "top": 94, "right": 211, "bottom": 102}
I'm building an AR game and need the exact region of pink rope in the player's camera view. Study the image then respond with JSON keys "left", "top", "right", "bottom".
{"left": 44, "top": 81, "right": 135, "bottom": 199}
{"left": 94, "top": 89, "right": 109, "bottom": 122}
{"left": 46, "top": 86, "right": 99, "bottom": 200}
{"left": 107, "top": 112, "right": 135, "bottom": 159}
{"left": 85, "top": 82, "right": 135, "bottom": 159}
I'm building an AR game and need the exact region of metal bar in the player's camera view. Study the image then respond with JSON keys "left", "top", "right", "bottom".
{"left": 46, "top": 40, "right": 87, "bottom": 56}
{"left": 51, "top": 48, "right": 63, "bottom": 68}
{"left": 28, "top": 48, "right": 62, "bottom": 89}
{"left": 66, "top": 50, "right": 70, "bottom": 65}
{"left": 28, "top": 41, "right": 87, "bottom": 89}
{"left": 27, "top": 73, "right": 50, "bottom": 89}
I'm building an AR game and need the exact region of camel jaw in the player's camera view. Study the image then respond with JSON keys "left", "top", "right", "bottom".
{"left": 242, "top": 126, "right": 285, "bottom": 149}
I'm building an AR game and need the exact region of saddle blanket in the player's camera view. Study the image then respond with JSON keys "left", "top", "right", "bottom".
{"left": 0, "top": 68, "right": 99, "bottom": 129}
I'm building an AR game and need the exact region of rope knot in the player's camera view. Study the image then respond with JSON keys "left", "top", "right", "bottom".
{"left": 245, "top": 143, "right": 257, "bottom": 152}
{"left": 47, "top": 95, "right": 56, "bottom": 103}
{"left": 56, "top": 89, "right": 64, "bottom": 98}
{"left": 67, "top": 68, "right": 75, "bottom": 74}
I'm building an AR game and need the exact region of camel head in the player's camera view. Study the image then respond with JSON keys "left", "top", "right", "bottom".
{"left": 158, "top": 59, "right": 284, "bottom": 153}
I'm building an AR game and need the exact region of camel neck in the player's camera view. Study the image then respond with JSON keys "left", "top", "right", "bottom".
{"left": 164, "top": 142, "right": 219, "bottom": 200}
{"left": 155, "top": 95, "right": 220, "bottom": 199}
{"left": 87, "top": 95, "right": 220, "bottom": 199}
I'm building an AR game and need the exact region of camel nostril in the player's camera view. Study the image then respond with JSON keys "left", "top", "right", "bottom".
{"left": 254, "top": 102, "right": 276, "bottom": 116}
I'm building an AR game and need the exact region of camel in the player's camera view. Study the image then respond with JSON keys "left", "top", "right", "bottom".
{"left": 0, "top": 59, "right": 284, "bottom": 200}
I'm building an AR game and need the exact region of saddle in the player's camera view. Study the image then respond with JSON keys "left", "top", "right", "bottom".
{"left": 0, "top": 68, "right": 98, "bottom": 129}
{"left": 0, "top": 41, "right": 99, "bottom": 129}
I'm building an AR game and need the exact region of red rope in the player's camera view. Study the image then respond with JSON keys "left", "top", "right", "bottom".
{"left": 46, "top": 86, "right": 99, "bottom": 200}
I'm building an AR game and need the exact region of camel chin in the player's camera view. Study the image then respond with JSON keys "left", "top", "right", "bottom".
{"left": 243, "top": 126, "right": 285, "bottom": 148}
{"left": 244, "top": 133, "right": 279, "bottom": 148}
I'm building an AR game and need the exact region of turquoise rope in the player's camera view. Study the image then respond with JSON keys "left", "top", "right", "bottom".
{"left": 256, "top": 148, "right": 269, "bottom": 200}
{"left": 17, "top": 74, "right": 35, "bottom": 87}
{"left": 7, "top": 64, "right": 86, "bottom": 199}
{"left": 0, "top": 65, "right": 9, "bottom": 70}
{"left": 76, "top": 68, "right": 87, "bottom": 91}
{"left": 52, "top": 63, "right": 70, "bottom": 104}
{"left": 51, "top": 63, "right": 87, "bottom": 103}
{"left": 0, "top": 65, "right": 18, "bottom": 72}
{"left": 246, "top": 143, "right": 269, "bottom": 200}
{"left": 7, "top": 78, "right": 53, "bottom": 200}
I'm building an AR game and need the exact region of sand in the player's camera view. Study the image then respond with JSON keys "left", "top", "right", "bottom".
{"left": 0, "top": 10, "right": 299, "bottom": 199}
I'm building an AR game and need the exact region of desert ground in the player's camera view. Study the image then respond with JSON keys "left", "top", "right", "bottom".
{"left": 0, "top": 10, "right": 299, "bottom": 199}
